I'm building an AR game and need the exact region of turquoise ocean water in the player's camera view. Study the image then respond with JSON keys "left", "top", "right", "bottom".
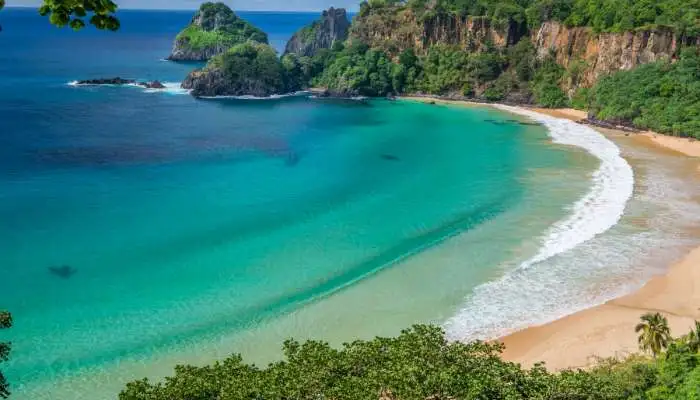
{"left": 9, "top": 8, "right": 699, "bottom": 400}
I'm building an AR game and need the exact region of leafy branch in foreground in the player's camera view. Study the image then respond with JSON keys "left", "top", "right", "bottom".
{"left": 0, "top": 311, "right": 11, "bottom": 399}
{"left": 38, "top": 0, "right": 119, "bottom": 31}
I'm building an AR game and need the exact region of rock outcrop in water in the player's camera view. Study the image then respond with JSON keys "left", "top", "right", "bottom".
{"left": 167, "top": 2, "right": 268, "bottom": 62}
{"left": 284, "top": 8, "right": 350, "bottom": 57}
{"left": 76, "top": 78, "right": 166, "bottom": 89}
{"left": 181, "top": 42, "right": 298, "bottom": 97}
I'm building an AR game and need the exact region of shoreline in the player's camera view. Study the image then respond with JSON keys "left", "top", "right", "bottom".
{"left": 403, "top": 96, "right": 700, "bottom": 370}
{"left": 504, "top": 107, "right": 700, "bottom": 370}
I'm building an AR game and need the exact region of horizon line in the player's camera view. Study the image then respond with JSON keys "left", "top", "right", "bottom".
{"left": 3, "top": 5, "right": 358, "bottom": 12}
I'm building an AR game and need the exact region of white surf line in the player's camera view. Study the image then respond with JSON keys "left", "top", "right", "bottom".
{"left": 198, "top": 91, "right": 310, "bottom": 100}
{"left": 444, "top": 105, "right": 634, "bottom": 341}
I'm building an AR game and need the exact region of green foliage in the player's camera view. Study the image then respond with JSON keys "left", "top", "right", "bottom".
{"left": 560, "top": 0, "right": 700, "bottom": 34}
{"left": 530, "top": 53, "right": 568, "bottom": 107}
{"left": 35, "top": 0, "right": 119, "bottom": 31}
{"left": 119, "top": 319, "right": 700, "bottom": 400}
{"left": 176, "top": 26, "right": 233, "bottom": 50}
{"left": 0, "top": 311, "right": 11, "bottom": 399}
{"left": 313, "top": 42, "right": 404, "bottom": 96}
{"left": 361, "top": 0, "right": 700, "bottom": 34}
{"left": 589, "top": 48, "right": 700, "bottom": 138}
{"left": 570, "top": 87, "right": 590, "bottom": 110}
{"left": 115, "top": 325, "right": 574, "bottom": 400}
{"left": 203, "top": 42, "right": 299, "bottom": 96}
{"left": 688, "top": 321, "right": 700, "bottom": 353}
{"left": 176, "top": 3, "right": 268, "bottom": 51}
{"left": 420, "top": 45, "right": 470, "bottom": 94}
{"left": 636, "top": 312, "right": 672, "bottom": 358}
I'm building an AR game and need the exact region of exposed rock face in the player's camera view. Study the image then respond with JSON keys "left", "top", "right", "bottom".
{"left": 168, "top": 42, "right": 231, "bottom": 62}
{"left": 182, "top": 69, "right": 281, "bottom": 98}
{"left": 284, "top": 8, "right": 350, "bottom": 57}
{"left": 532, "top": 21, "right": 696, "bottom": 91}
{"left": 350, "top": 8, "right": 524, "bottom": 57}
{"left": 167, "top": 2, "right": 268, "bottom": 62}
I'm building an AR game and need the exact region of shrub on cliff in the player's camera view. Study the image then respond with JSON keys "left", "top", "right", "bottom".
{"left": 589, "top": 48, "right": 700, "bottom": 138}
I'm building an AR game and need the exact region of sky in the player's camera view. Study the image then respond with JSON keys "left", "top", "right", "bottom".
{"left": 6, "top": 0, "right": 359, "bottom": 11}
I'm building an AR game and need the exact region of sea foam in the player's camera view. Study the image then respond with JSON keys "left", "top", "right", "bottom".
{"left": 197, "top": 91, "right": 310, "bottom": 100}
{"left": 67, "top": 81, "right": 190, "bottom": 95}
{"left": 444, "top": 106, "right": 634, "bottom": 341}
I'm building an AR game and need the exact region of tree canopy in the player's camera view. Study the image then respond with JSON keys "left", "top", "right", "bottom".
{"left": 588, "top": 48, "right": 700, "bottom": 138}
{"left": 119, "top": 319, "right": 700, "bottom": 400}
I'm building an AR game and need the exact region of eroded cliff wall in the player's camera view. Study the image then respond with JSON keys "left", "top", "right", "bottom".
{"left": 532, "top": 21, "right": 694, "bottom": 90}
{"left": 350, "top": 9, "right": 524, "bottom": 57}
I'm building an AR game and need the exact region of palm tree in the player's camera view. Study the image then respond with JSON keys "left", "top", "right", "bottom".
{"left": 687, "top": 320, "right": 700, "bottom": 353}
{"left": 635, "top": 312, "right": 672, "bottom": 358}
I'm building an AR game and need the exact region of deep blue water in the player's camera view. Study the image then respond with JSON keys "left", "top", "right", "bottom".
{"left": 0, "top": 8, "right": 592, "bottom": 400}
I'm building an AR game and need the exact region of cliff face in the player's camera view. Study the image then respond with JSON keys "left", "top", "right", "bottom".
{"left": 168, "top": 2, "right": 268, "bottom": 62}
{"left": 284, "top": 8, "right": 350, "bottom": 57}
{"left": 350, "top": 9, "right": 524, "bottom": 57}
{"left": 532, "top": 21, "right": 692, "bottom": 91}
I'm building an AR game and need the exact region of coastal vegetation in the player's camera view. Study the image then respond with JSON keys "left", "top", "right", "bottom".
{"left": 119, "top": 316, "right": 700, "bottom": 400}
{"left": 587, "top": 48, "right": 700, "bottom": 139}
{"left": 0, "top": 311, "right": 11, "bottom": 399}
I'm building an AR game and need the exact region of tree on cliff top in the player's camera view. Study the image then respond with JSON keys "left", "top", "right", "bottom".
{"left": 0, "top": 311, "right": 11, "bottom": 399}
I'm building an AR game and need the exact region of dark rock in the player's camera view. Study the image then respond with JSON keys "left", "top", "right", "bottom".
{"left": 141, "top": 80, "right": 166, "bottom": 89}
{"left": 76, "top": 77, "right": 136, "bottom": 85}
{"left": 76, "top": 78, "right": 168, "bottom": 90}
{"left": 284, "top": 8, "right": 350, "bottom": 57}
{"left": 183, "top": 67, "right": 278, "bottom": 98}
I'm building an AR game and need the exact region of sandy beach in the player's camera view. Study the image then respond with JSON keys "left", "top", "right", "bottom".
{"left": 502, "top": 107, "right": 700, "bottom": 370}
{"left": 404, "top": 97, "right": 700, "bottom": 370}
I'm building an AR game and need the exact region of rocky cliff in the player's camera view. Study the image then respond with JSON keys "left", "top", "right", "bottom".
{"left": 284, "top": 8, "right": 350, "bottom": 57}
{"left": 168, "top": 2, "right": 268, "bottom": 62}
{"left": 349, "top": 8, "right": 524, "bottom": 57}
{"left": 532, "top": 21, "right": 698, "bottom": 92}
